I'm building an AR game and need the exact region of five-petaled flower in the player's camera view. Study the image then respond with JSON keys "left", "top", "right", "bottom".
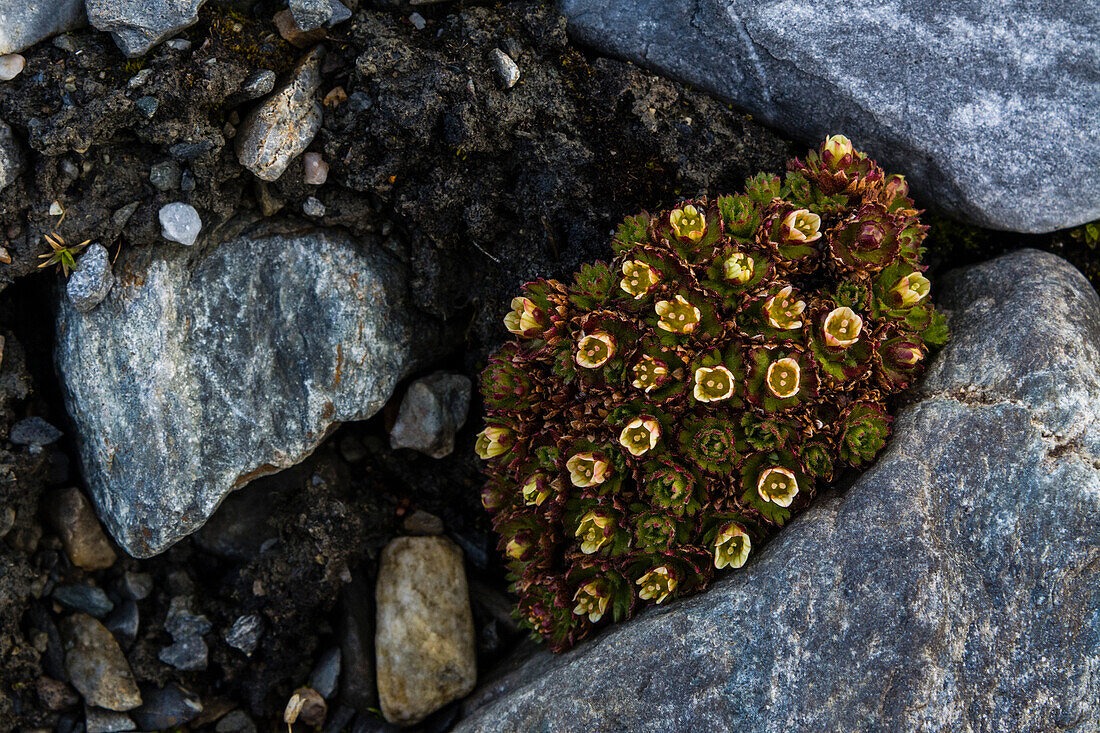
{"left": 765, "top": 285, "right": 807, "bottom": 330}
{"left": 713, "top": 523, "right": 751, "bottom": 569}
{"left": 694, "top": 365, "right": 736, "bottom": 403}
{"left": 503, "top": 297, "right": 542, "bottom": 336}
{"left": 575, "top": 511, "right": 613, "bottom": 554}
{"left": 521, "top": 474, "right": 552, "bottom": 507}
{"left": 572, "top": 580, "right": 610, "bottom": 622}
{"left": 619, "top": 417, "right": 661, "bottom": 457}
{"left": 631, "top": 355, "right": 668, "bottom": 393}
{"left": 575, "top": 331, "right": 616, "bottom": 369}
{"left": 669, "top": 204, "right": 706, "bottom": 242}
{"left": 890, "top": 272, "right": 931, "bottom": 307}
{"left": 566, "top": 452, "right": 611, "bottom": 488}
{"left": 636, "top": 566, "right": 677, "bottom": 603}
{"left": 765, "top": 357, "right": 801, "bottom": 399}
{"left": 620, "top": 260, "right": 660, "bottom": 299}
{"left": 823, "top": 306, "right": 863, "bottom": 348}
{"left": 781, "top": 209, "right": 822, "bottom": 243}
{"left": 757, "top": 466, "right": 799, "bottom": 507}
{"left": 655, "top": 294, "right": 701, "bottom": 333}
{"left": 723, "top": 251, "right": 754, "bottom": 283}
{"left": 475, "top": 426, "right": 512, "bottom": 459}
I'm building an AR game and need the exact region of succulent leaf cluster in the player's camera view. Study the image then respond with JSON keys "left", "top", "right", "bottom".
{"left": 477, "top": 136, "right": 948, "bottom": 651}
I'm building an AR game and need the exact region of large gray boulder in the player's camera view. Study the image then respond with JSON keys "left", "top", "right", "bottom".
{"left": 0, "top": 0, "right": 85, "bottom": 54}
{"left": 56, "top": 223, "right": 445, "bottom": 557}
{"left": 85, "top": 0, "right": 205, "bottom": 57}
{"left": 455, "top": 248, "right": 1100, "bottom": 731}
{"left": 558, "top": 0, "right": 1100, "bottom": 234}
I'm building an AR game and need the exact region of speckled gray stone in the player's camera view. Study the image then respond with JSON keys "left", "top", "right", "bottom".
{"left": 558, "top": 0, "right": 1100, "bottom": 233}
{"left": 0, "top": 0, "right": 85, "bottom": 55}
{"left": 236, "top": 47, "right": 323, "bottom": 182}
{"left": 455, "top": 249, "right": 1100, "bottom": 732}
{"left": 55, "top": 223, "right": 444, "bottom": 556}
{"left": 85, "top": 0, "right": 205, "bottom": 57}
{"left": 0, "top": 120, "right": 25, "bottom": 192}
{"left": 389, "top": 371, "right": 471, "bottom": 458}
{"left": 67, "top": 244, "right": 115, "bottom": 312}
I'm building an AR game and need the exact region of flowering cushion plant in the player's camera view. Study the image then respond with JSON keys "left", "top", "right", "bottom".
{"left": 476, "top": 136, "right": 948, "bottom": 651}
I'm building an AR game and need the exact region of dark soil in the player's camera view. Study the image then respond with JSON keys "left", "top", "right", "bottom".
{"left": 0, "top": 1, "right": 1092, "bottom": 731}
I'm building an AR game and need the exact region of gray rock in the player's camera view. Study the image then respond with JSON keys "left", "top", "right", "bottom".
{"left": 163, "top": 37, "right": 190, "bottom": 51}
{"left": 558, "top": 0, "right": 1100, "bottom": 234}
{"left": 158, "top": 202, "right": 201, "bottom": 245}
{"left": 84, "top": 708, "right": 135, "bottom": 733}
{"left": 327, "top": 1, "right": 352, "bottom": 27}
{"left": 85, "top": 0, "right": 206, "bottom": 58}
{"left": 11, "top": 416, "right": 62, "bottom": 446}
{"left": 149, "top": 160, "right": 181, "bottom": 191}
{"left": 135, "top": 96, "right": 158, "bottom": 118}
{"left": 67, "top": 244, "right": 115, "bottom": 313}
{"left": 402, "top": 510, "right": 443, "bottom": 536}
{"left": 238, "top": 69, "right": 275, "bottom": 100}
{"left": 61, "top": 614, "right": 142, "bottom": 712}
{"left": 120, "top": 572, "right": 152, "bottom": 601}
{"left": 309, "top": 646, "right": 342, "bottom": 699}
{"left": 376, "top": 536, "right": 476, "bottom": 726}
{"left": 131, "top": 684, "right": 203, "bottom": 730}
{"left": 236, "top": 47, "right": 323, "bottom": 181}
{"left": 53, "top": 585, "right": 114, "bottom": 618}
{"left": 0, "top": 120, "right": 25, "bottom": 192}
{"left": 224, "top": 614, "right": 263, "bottom": 656}
{"left": 454, "top": 249, "right": 1100, "bottom": 731}
{"left": 105, "top": 600, "right": 139, "bottom": 648}
{"left": 489, "top": 49, "right": 519, "bottom": 89}
{"left": 215, "top": 710, "right": 256, "bottom": 733}
{"left": 0, "top": 0, "right": 85, "bottom": 55}
{"left": 56, "top": 224, "right": 443, "bottom": 557}
{"left": 389, "top": 371, "right": 471, "bottom": 458}
{"left": 303, "top": 196, "right": 326, "bottom": 217}
{"left": 289, "top": 0, "right": 332, "bottom": 31}
{"left": 160, "top": 596, "right": 210, "bottom": 670}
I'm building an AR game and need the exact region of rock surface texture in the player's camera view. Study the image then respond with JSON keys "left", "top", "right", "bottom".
{"left": 0, "top": 120, "right": 25, "bottom": 192}
{"left": 55, "top": 224, "right": 442, "bottom": 556}
{"left": 455, "top": 248, "right": 1100, "bottom": 732}
{"left": 376, "top": 536, "right": 476, "bottom": 726}
{"left": 236, "top": 47, "right": 323, "bottom": 182}
{"left": 85, "top": 0, "right": 206, "bottom": 57}
{"left": 389, "top": 371, "right": 472, "bottom": 458}
{"left": 0, "top": 0, "right": 86, "bottom": 55}
{"left": 558, "top": 0, "right": 1100, "bottom": 233}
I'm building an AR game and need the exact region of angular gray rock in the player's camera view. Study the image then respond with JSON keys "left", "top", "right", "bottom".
{"left": 0, "top": 0, "right": 86, "bottom": 55}
{"left": 236, "top": 47, "right": 323, "bottom": 181}
{"left": 0, "top": 120, "right": 25, "bottom": 192}
{"left": 67, "top": 243, "right": 115, "bottom": 313}
{"left": 455, "top": 248, "right": 1100, "bottom": 731}
{"left": 56, "top": 223, "right": 444, "bottom": 556}
{"left": 558, "top": 0, "right": 1100, "bottom": 234}
{"left": 389, "top": 371, "right": 471, "bottom": 458}
{"left": 85, "top": 0, "right": 206, "bottom": 58}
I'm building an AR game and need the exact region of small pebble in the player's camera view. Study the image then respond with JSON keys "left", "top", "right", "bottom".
{"left": 11, "top": 417, "right": 63, "bottom": 446}
{"left": 403, "top": 510, "right": 444, "bottom": 536}
{"left": 127, "top": 69, "right": 152, "bottom": 89}
{"left": 224, "top": 614, "right": 263, "bottom": 656}
{"left": 216, "top": 710, "right": 257, "bottom": 733}
{"left": 328, "top": 1, "right": 352, "bottom": 27}
{"left": 0, "top": 54, "right": 25, "bottom": 81}
{"left": 67, "top": 244, "right": 115, "bottom": 313}
{"left": 54, "top": 585, "right": 115, "bottom": 618}
{"left": 49, "top": 201, "right": 64, "bottom": 216}
{"left": 323, "top": 86, "right": 347, "bottom": 107}
{"left": 121, "top": 572, "right": 153, "bottom": 601}
{"left": 164, "top": 38, "right": 191, "bottom": 51}
{"left": 303, "top": 197, "right": 326, "bottom": 217}
{"left": 490, "top": 48, "right": 520, "bottom": 89}
{"left": 409, "top": 12, "right": 426, "bottom": 30}
{"left": 239, "top": 70, "right": 275, "bottom": 100}
{"left": 135, "top": 96, "right": 159, "bottom": 118}
{"left": 303, "top": 153, "right": 329, "bottom": 185}
{"left": 84, "top": 708, "right": 135, "bottom": 733}
{"left": 149, "top": 160, "right": 181, "bottom": 191}
{"left": 131, "top": 684, "right": 203, "bottom": 730}
{"left": 180, "top": 169, "right": 196, "bottom": 192}
{"left": 309, "top": 647, "right": 342, "bottom": 699}
{"left": 53, "top": 35, "right": 78, "bottom": 53}
{"left": 348, "top": 91, "right": 372, "bottom": 112}
{"left": 47, "top": 487, "right": 117, "bottom": 570}
{"left": 159, "top": 203, "right": 202, "bottom": 246}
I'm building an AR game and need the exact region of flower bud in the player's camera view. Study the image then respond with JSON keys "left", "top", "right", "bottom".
{"left": 823, "top": 134, "right": 853, "bottom": 168}
{"left": 890, "top": 272, "right": 931, "bottom": 307}
{"left": 713, "top": 523, "right": 751, "bottom": 569}
{"left": 635, "top": 566, "right": 677, "bottom": 604}
{"left": 572, "top": 579, "right": 610, "bottom": 622}
{"left": 475, "top": 426, "right": 513, "bottom": 459}
{"left": 722, "top": 251, "right": 754, "bottom": 283}
{"left": 521, "top": 474, "right": 552, "bottom": 506}
{"left": 575, "top": 510, "right": 613, "bottom": 554}
{"left": 781, "top": 209, "right": 822, "bottom": 243}
{"left": 503, "top": 296, "right": 543, "bottom": 336}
